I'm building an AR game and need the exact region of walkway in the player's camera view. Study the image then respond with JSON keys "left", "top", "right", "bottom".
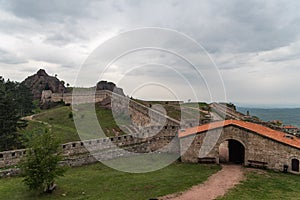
{"left": 159, "top": 165, "right": 244, "bottom": 200}
{"left": 22, "top": 114, "right": 52, "bottom": 130}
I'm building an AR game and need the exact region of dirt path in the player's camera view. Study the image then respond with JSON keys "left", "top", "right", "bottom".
{"left": 22, "top": 114, "right": 52, "bottom": 130}
{"left": 159, "top": 165, "right": 245, "bottom": 200}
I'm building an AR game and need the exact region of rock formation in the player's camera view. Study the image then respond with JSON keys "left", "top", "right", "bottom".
{"left": 22, "top": 69, "right": 66, "bottom": 100}
{"left": 96, "top": 80, "right": 124, "bottom": 96}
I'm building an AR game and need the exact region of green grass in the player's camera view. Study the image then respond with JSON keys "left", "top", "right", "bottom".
{"left": 219, "top": 169, "right": 300, "bottom": 200}
{"left": 32, "top": 106, "right": 79, "bottom": 142}
{"left": 21, "top": 105, "right": 126, "bottom": 144}
{"left": 0, "top": 162, "right": 220, "bottom": 200}
{"left": 95, "top": 107, "right": 124, "bottom": 137}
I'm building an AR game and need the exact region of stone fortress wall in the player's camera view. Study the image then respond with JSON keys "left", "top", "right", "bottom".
{"left": 41, "top": 90, "right": 111, "bottom": 105}
{"left": 42, "top": 89, "right": 180, "bottom": 127}
{"left": 1, "top": 90, "right": 181, "bottom": 175}
{"left": 0, "top": 126, "right": 180, "bottom": 170}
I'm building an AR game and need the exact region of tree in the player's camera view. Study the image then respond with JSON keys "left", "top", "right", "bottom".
{"left": 0, "top": 77, "right": 33, "bottom": 151}
{"left": 60, "top": 80, "right": 65, "bottom": 86}
{"left": 20, "top": 129, "right": 66, "bottom": 193}
{"left": 0, "top": 78, "right": 19, "bottom": 150}
{"left": 16, "top": 82, "right": 34, "bottom": 117}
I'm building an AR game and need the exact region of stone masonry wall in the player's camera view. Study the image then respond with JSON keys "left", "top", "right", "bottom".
{"left": 0, "top": 126, "right": 179, "bottom": 170}
{"left": 42, "top": 90, "right": 111, "bottom": 105}
{"left": 180, "top": 125, "right": 300, "bottom": 174}
{"left": 42, "top": 89, "right": 180, "bottom": 128}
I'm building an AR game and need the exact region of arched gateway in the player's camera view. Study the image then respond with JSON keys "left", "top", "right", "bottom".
{"left": 219, "top": 139, "right": 245, "bottom": 164}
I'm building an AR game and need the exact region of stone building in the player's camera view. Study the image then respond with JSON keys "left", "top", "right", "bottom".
{"left": 283, "top": 125, "right": 299, "bottom": 135}
{"left": 179, "top": 120, "right": 300, "bottom": 174}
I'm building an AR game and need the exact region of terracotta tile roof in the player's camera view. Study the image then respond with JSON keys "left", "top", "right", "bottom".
{"left": 283, "top": 125, "right": 299, "bottom": 129}
{"left": 179, "top": 120, "right": 300, "bottom": 149}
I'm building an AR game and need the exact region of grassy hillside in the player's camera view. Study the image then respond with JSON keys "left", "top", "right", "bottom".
{"left": 0, "top": 162, "right": 220, "bottom": 200}
{"left": 21, "top": 105, "right": 125, "bottom": 144}
{"left": 20, "top": 99, "right": 211, "bottom": 144}
{"left": 219, "top": 169, "right": 300, "bottom": 200}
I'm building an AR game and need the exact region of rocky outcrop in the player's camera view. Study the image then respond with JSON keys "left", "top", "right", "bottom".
{"left": 96, "top": 80, "right": 124, "bottom": 96}
{"left": 22, "top": 69, "right": 66, "bottom": 100}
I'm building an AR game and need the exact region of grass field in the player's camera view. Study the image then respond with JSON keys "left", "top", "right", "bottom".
{"left": 219, "top": 169, "right": 300, "bottom": 200}
{"left": 21, "top": 105, "right": 125, "bottom": 144}
{"left": 0, "top": 162, "right": 220, "bottom": 200}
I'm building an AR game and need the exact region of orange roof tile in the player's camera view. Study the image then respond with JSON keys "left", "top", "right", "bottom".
{"left": 179, "top": 120, "right": 300, "bottom": 149}
{"left": 283, "top": 125, "right": 299, "bottom": 129}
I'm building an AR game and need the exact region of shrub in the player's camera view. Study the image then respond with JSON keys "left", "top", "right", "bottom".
{"left": 19, "top": 129, "right": 66, "bottom": 193}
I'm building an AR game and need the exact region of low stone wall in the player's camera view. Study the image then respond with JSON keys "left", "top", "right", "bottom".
{"left": 0, "top": 168, "right": 20, "bottom": 178}
{"left": 0, "top": 149, "right": 26, "bottom": 169}
{"left": 0, "top": 126, "right": 179, "bottom": 172}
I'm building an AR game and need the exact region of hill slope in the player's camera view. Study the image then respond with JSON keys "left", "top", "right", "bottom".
{"left": 22, "top": 105, "right": 125, "bottom": 143}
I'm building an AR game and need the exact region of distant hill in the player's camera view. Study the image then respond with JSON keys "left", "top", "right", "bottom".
{"left": 22, "top": 69, "right": 66, "bottom": 100}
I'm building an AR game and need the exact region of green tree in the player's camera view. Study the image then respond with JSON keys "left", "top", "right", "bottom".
{"left": 60, "top": 80, "right": 65, "bottom": 86}
{"left": 0, "top": 77, "right": 33, "bottom": 151}
{"left": 20, "top": 129, "right": 66, "bottom": 193}
{"left": 16, "top": 82, "right": 34, "bottom": 117}
{"left": 0, "top": 78, "right": 22, "bottom": 150}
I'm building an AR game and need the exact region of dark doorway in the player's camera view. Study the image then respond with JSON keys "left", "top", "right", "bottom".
{"left": 219, "top": 139, "right": 245, "bottom": 164}
{"left": 292, "top": 159, "right": 299, "bottom": 172}
{"left": 228, "top": 140, "right": 244, "bottom": 164}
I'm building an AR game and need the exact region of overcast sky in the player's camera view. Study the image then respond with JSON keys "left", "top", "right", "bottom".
{"left": 0, "top": 0, "right": 300, "bottom": 107}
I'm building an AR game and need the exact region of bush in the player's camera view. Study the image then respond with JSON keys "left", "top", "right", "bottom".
{"left": 19, "top": 129, "right": 66, "bottom": 193}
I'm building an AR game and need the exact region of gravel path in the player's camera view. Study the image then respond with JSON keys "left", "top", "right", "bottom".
{"left": 159, "top": 165, "right": 245, "bottom": 200}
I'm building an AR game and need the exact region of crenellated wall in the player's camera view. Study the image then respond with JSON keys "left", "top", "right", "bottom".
{"left": 0, "top": 126, "right": 179, "bottom": 171}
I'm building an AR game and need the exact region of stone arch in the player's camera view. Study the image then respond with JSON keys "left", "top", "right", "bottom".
{"left": 219, "top": 137, "right": 247, "bottom": 150}
{"left": 218, "top": 138, "right": 245, "bottom": 164}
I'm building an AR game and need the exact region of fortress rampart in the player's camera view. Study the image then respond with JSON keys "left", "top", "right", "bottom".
{"left": 41, "top": 90, "right": 111, "bottom": 105}
{"left": 0, "top": 126, "right": 179, "bottom": 177}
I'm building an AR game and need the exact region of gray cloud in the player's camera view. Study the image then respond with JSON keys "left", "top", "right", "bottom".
{"left": 0, "top": 0, "right": 299, "bottom": 106}
{"left": 1, "top": 0, "right": 93, "bottom": 22}
{"left": 0, "top": 48, "right": 27, "bottom": 64}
